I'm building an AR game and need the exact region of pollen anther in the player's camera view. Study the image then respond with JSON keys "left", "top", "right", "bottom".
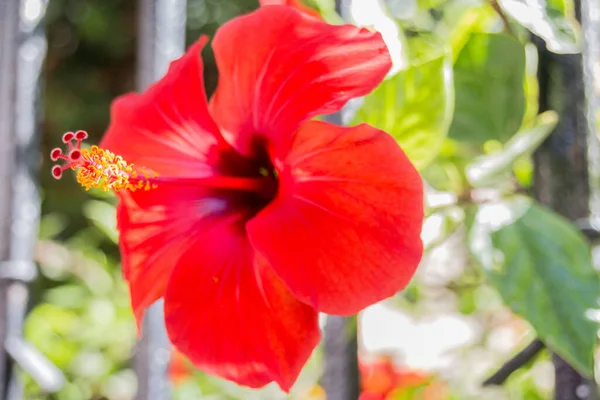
{"left": 50, "top": 130, "right": 158, "bottom": 193}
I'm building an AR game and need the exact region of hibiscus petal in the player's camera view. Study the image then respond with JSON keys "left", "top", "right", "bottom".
{"left": 259, "top": 0, "right": 322, "bottom": 18}
{"left": 164, "top": 213, "right": 320, "bottom": 391}
{"left": 102, "top": 35, "right": 254, "bottom": 328}
{"left": 248, "top": 121, "right": 424, "bottom": 315}
{"left": 101, "top": 36, "right": 228, "bottom": 178}
{"left": 116, "top": 185, "right": 227, "bottom": 328}
{"left": 209, "top": 6, "right": 391, "bottom": 156}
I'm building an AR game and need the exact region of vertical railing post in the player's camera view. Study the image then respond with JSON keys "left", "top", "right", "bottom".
{"left": 0, "top": 0, "right": 64, "bottom": 399}
{"left": 320, "top": 2, "right": 361, "bottom": 400}
{"left": 0, "top": 1, "right": 20, "bottom": 395}
{"left": 322, "top": 314, "right": 360, "bottom": 400}
{"left": 533, "top": 0, "right": 599, "bottom": 398}
{"left": 134, "top": 1, "right": 187, "bottom": 399}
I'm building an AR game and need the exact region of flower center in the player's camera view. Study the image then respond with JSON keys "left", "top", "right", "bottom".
{"left": 242, "top": 138, "right": 280, "bottom": 205}
{"left": 50, "top": 131, "right": 279, "bottom": 204}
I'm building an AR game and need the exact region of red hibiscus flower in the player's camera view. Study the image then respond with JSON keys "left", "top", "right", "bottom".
{"left": 51, "top": 5, "right": 423, "bottom": 392}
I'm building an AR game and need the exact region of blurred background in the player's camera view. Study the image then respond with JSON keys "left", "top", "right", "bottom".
{"left": 0, "top": 0, "right": 599, "bottom": 399}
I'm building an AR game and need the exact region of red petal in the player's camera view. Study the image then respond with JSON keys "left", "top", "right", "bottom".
{"left": 101, "top": 36, "right": 227, "bottom": 178}
{"left": 103, "top": 36, "right": 257, "bottom": 328}
{"left": 164, "top": 214, "right": 320, "bottom": 391}
{"left": 209, "top": 6, "right": 391, "bottom": 156}
{"left": 248, "top": 121, "right": 424, "bottom": 315}
{"left": 116, "top": 185, "right": 226, "bottom": 329}
{"left": 259, "top": 0, "right": 322, "bottom": 18}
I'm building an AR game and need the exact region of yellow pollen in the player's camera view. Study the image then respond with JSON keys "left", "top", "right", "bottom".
{"left": 51, "top": 131, "right": 158, "bottom": 193}
{"left": 74, "top": 146, "right": 158, "bottom": 192}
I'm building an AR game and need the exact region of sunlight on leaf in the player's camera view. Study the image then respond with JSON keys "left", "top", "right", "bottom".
{"left": 466, "top": 110, "right": 558, "bottom": 187}
{"left": 354, "top": 54, "right": 454, "bottom": 170}
{"left": 497, "top": 0, "right": 582, "bottom": 54}
{"left": 311, "top": 0, "right": 344, "bottom": 24}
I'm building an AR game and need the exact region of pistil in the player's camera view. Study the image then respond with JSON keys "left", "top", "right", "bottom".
{"left": 51, "top": 130, "right": 158, "bottom": 192}
{"left": 50, "top": 130, "right": 278, "bottom": 199}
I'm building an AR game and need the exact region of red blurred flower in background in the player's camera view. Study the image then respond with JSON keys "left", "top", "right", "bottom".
{"left": 169, "top": 349, "right": 193, "bottom": 385}
{"left": 360, "top": 357, "right": 449, "bottom": 400}
{"left": 51, "top": 4, "right": 423, "bottom": 392}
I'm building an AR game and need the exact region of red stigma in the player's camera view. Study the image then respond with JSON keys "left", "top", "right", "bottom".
{"left": 69, "top": 149, "right": 81, "bottom": 160}
{"left": 51, "top": 165, "right": 62, "bottom": 179}
{"left": 62, "top": 132, "right": 75, "bottom": 143}
{"left": 75, "top": 130, "right": 88, "bottom": 140}
{"left": 50, "top": 130, "right": 158, "bottom": 192}
{"left": 51, "top": 130, "right": 88, "bottom": 180}
{"left": 50, "top": 148, "right": 62, "bottom": 161}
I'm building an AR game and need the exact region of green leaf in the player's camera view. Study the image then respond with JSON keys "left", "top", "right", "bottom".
{"left": 466, "top": 110, "right": 558, "bottom": 187}
{"left": 498, "top": 0, "right": 582, "bottom": 54}
{"left": 470, "top": 196, "right": 599, "bottom": 377}
{"left": 38, "top": 213, "right": 67, "bottom": 240}
{"left": 523, "top": 43, "right": 540, "bottom": 126}
{"left": 310, "top": 0, "right": 344, "bottom": 24}
{"left": 449, "top": 33, "right": 526, "bottom": 145}
{"left": 354, "top": 54, "right": 454, "bottom": 170}
{"left": 82, "top": 200, "right": 118, "bottom": 244}
{"left": 437, "top": 3, "right": 498, "bottom": 62}
{"left": 404, "top": 34, "right": 446, "bottom": 65}
{"left": 385, "top": 0, "right": 418, "bottom": 20}
{"left": 423, "top": 205, "right": 465, "bottom": 250}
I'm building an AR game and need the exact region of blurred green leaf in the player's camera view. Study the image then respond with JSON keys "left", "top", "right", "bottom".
{"left": 82, "top": 200, "right": 118, "bottom": 244}
{"left": 423, "top": 206, "right": 465, "bottom": 250}
{"left": 404, "top": 34, "right": 447, "bottom": 65}
{"left": 385, "top": 0, "right": 418, "bottom": 19}
{"left": 354, "top": 54, "right": 454, "bottom": 170}
{"left": 422, "top": 159, "right": 466, "bottom": 193}
{"left": 38, "top": 212, "right": 68, "bottom": 240}
{"left": 46, "top": 284, "right": 90, "bottom": 309}
{"left": 498, "top": 0, "right": 582, "bottom": 54}
{"left": 522, "top": 43, "right": 540, "bottom": 126}
{"left": 466, "top": 110, "right": 558, "bottom": 187}
{"left": 441, "top": 4, "right": 497, "bottom": 61}
{"left": 87, "top": 186, "right": 117, "bottom": 200}
{"left": 470, "top": 196, "right": 600, "bottom": 377}
{"left": 513, "top": 156, "right": 535, "bottom": 188}
{"left": 420, "top": 139, "right": 475, "bottom": 193}
{"left": 25, "top": 303, "right": 80, "bottom": 367}
{"left": 311, "top": 0, "right": 344, "bottom": 24}
{"left": 449, "top": 33, "right": 526, "bottom": 144}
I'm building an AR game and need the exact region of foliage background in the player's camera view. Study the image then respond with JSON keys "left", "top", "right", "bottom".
{"left": 31, "top": 0, "right": 599, "bottom": 399}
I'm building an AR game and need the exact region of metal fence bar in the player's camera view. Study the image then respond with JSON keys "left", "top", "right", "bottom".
{"left": 322, "top": 315, "right": 360, "bottom": 400}
{"left": 0, "top": 0, "right": 64, "bottom": 399}
{"left": 582, "top": 0, "right": 600, "bottom": 220}
{"left": 320, "top": 3, "right": 362, "bottom": 400}
{"left": 134, "top": 1, "right": 187, "bottom": 399}
{"left": 581, "top": 9, "right": 600, "bottom": 400}
{"left": 533, "top": 0, "right": 599, "bottom": 397}
{"left": 320, "top": 105, "right": 361, "bottom": 400}
{"left": 0, "top": 0, "right": 20, "bottom": 394}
